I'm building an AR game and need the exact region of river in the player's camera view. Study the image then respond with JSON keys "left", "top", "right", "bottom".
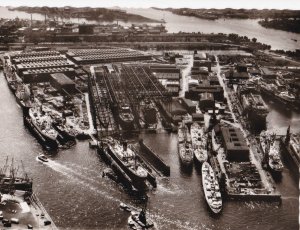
{"left": 0, "top": 6, "right": 300, "bottom": 51}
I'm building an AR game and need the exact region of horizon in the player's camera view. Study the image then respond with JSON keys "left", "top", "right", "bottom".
{"left": 1, "top": 0, "right": 300, "bottom": 10}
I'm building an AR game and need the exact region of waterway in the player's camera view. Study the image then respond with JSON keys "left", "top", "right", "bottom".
{"left": 0, "top": 64, "right": 299, "bottom": 229}
{"left": 0, "top": 6, "right": 299, "bottom": 51}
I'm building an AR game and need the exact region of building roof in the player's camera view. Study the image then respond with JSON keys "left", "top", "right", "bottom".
{"left": 220, "top": 125, "right": 249, "bottom": 153}
{"left": 50, "top": 73, "right": 75, "bottom": 86}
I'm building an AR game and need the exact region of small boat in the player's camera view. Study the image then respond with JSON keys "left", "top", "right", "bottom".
{"left": 128, "top": 210, "right": 154, "bottom": 229}
{"left": 37, "top": 154, "right": 48, "bottom": 163}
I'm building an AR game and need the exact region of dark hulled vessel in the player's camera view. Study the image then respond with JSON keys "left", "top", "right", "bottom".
{"left": 102, "top": 139, "right": 148, "bottom": 192}
{"left": 237, "top": 82, "right": 269, "bottom": 131}
{"left": 23, "top": 107, "right": 58, "bottom": 151}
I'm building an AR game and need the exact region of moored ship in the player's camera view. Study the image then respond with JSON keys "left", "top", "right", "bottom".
{"left": 260, "top": 131, "right": 283, "bottom": 174}
{"left": 280, "top": 127, "right": 300, "bottom": 178}
{"left": 118, "top": 104, "right": 135, "bottom": 131}
{"left": 201, "top": 162, "right": 222, "bottom": 214}
{"left": 259, "top": 82, "right": 298, "bottom": 110}
{"left": 178, "top": 123, "right": 193, "bottom": 166}
{"left": 141, "top": 100, "right": 158, "bottom": 130}
{"left": 52, "top": 119, "right": 77, "bottom": 142}
{"left": 103, "top": 139, "right": 148, "bottom": 192}
{"left": 237, "top": 82, "right": 269, "bottom": 130}
{"left": 23, "top": 107, "right": 58, "bottom": 151}
{"left": 190, "top": 122, "right": 208, "bottom": 164}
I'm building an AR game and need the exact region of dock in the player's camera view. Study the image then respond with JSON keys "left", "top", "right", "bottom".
{"left": 139, "top": 139, "right": 170, "bottom": 176}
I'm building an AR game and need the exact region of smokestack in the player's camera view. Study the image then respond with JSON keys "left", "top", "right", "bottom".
{"left": 30, "top": 14, "right": 32, "bottom": 27}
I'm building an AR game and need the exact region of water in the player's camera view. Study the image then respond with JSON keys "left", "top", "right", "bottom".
{"left": 125, "top": 8, "right": 300, "bottom": 51}
{"left": 1, "top": 6, "right": 299, "bottom": 51}
{"left": 0, "top": 66, "right": 299, "bottom": 230}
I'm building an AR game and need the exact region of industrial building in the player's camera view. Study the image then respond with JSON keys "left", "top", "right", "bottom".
{"left": 9, "top": 51, "right": 76, "bottom": 83}
{"left": 199, "top": 92, "right": 215, "bottom": 111}
{"left": 50, "top": 73, "right": 77, "bottom": 94}
{"left": 185, "top": 74, "right": 224, "bottom": 101}
{"left": 66, "top": 48, "right": 152, "bottom": 65}
{"left": 217, "top": 124, "right": 250, "bottom": 162}
{"left": 260, "top": 67, "right": 277, "bottom": 79}
{"left": 150, "top": 64, "right": 181, "bottom": 96}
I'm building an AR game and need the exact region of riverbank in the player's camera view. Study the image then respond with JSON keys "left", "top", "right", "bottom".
{"left": 10, "top": 6, "right": 161, "bottom": 23}
{"left": 258, "top": 19, "right": 300, "bottom": 34}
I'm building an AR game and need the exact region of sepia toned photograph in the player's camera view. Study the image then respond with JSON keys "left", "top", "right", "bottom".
{"left": 0, "top": 0, "right": 299, "bottom": 229}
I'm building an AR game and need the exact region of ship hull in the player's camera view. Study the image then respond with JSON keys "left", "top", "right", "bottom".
{"left": 105, "top": 145, "right": 147, "bottom": 192}
{"left": 119, "top": 116, "right": 135, "bottom": 131}
{"left": 23, "top": 114, "right": 58, "bottom": 151}
{"left": 201, "top": 162, "right": 222, "bottom": 214}
{"left": 53, "top": 123, "right": 76, "bottom": 142}
{"left": 260, "top": 88, "right": 299, "bottom": 110}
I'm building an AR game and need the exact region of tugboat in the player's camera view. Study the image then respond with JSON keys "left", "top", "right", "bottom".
{"left": 23, "top": 106, "right": 58, "bottom": 151}
{"left": 177, "top": 123, "right": 193, "bottom": 166}
{"left": 201, "top": 162, "right": 222, "bottom": 214}
{"left": 128, "top": 209, "right": 154, "bottom": 229}
{"left": 37, "top": 154, "right": 48, "bottom": 163}
{"left": 190, "top": 122, "right": 208, "bottom": 164}
{"left": 104, "top": 139, "right": 148, "bottom": 192}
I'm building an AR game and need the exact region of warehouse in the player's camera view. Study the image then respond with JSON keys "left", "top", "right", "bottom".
{"left": 50, "top": 73, "right": 77, "bottom": 94}
{"left": 219, "top": 125, "right": 250, "bottom": 162}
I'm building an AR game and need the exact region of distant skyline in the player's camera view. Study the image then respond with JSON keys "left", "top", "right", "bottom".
{"left": 1, "top": 0, "right": 300, "bottom": 9}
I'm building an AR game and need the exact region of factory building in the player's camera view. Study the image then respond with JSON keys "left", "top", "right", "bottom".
{"left": 50, "top": 73, "right": 77, "bottom": 94}
{"left": 150, "top": 64, "right": 181, "bottom": 96}
{"left": 199, "top": 92, "right": 214, "bottom": 111}
{"left": 9, "top": 51, "right": 76, "bottom": 83}
{"left": 217, "top": 125, "right": 250, "bottom": 162}
{"left": 66, "top": 48, "right": 152, "bottom": 65}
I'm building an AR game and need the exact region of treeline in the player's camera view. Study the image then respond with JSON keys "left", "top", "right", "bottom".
{"left": 259, "top": 19, "right": 300, "bottom": 34}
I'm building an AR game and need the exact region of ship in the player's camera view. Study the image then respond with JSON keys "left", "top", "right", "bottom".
{"left": 118, "top": 104, "right": 135, "bottom": 131}
{"left": 237, "top": 82, "right": 269, "bottom": 130}
{"left": 141, "top": 100, "right": 157, "bottom": 130}
{"left": 15, "top": 83, "right": 32, "bottom": 108}
{"left": 190, "top": 122, "right": 208, "bottom": 164}
{"left": 280, "top": 127, "right": 300, "bottom": 178}
{"left": 23, "top": 107, "right": 58, "bottom": 151}
{"left": 0, "top": 157, "right": 33, "bottom": 193}
{"left": 177, "top": 123, "right": 193, "bottom": 166}
{"left": 106, "top": 70, "right": 135, "bottom": 131}
{"left": 52, "top": 119, "right": 76, "bottom": 142}
{"left": 201, "top": 162, "right": 222, "bottom": 214}
{"left": 103, "top": 139, "right": 148, "bottom": 192}
{"left": 259, "top": 82, "right": 298, "bottom": 110}
{"left": 260, "top": 131, "right": 283, "bottom": 174}
{"left": 3, "top": 65, "right": 18, "bottom": 93}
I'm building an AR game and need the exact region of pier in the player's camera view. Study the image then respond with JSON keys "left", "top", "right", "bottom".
{"left": 139, "top": 139, "right": 171, "bottom": 177}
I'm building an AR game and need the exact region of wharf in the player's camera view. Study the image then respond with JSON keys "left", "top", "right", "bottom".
{"left": 0, "top": 191, "right": 57, "bottom": 229}
{"left": 139, "top": 139, "right": 170, "bottom": 177}
{"left": 213, "top": 57, "right": 281, "bottom": 201}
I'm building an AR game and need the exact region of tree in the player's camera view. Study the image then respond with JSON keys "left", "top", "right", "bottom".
{"left": 252, "top": 37, "right": 257, "bottom": 43}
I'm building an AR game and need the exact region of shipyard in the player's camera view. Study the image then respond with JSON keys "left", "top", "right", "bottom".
{"left": 0, "top": 2, "right": 299, "bottom": 230}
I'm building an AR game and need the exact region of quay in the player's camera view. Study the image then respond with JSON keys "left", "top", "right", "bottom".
{"left": 139, "top": 139, "right": 171, "bottom": 176}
